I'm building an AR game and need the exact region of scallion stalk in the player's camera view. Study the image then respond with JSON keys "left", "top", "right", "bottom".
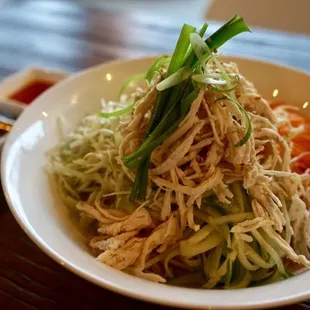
{"left": 183, "top": 23, "right": 209, "bottom": 66}
{"left": 208, "top": 15, "right": 250, "bottom": 51}
{"left": 98, "top": 103, "right": 134, "bottom": 118}
{"left": 145, "top": 55, "right": 171, "bottom": 82}
{"left": 156, "top": 66, "right": 191, "bottom": 91}
{"left": 214, "top": 97, "right": 252, "bottom": 147}
{"left": 167, "top": 24, "right": 197, "bottom": 76}
{"left": 118, "top": 73, "right": 145, "bottom": 100}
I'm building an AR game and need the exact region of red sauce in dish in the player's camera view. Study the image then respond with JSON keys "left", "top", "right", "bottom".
{"left": 9, "top": 79, "right": 54, "bottom": 104}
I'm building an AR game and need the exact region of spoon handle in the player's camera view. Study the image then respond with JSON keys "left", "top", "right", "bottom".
{"left": 0, "top": 114, "right": 15, "bottom": 134}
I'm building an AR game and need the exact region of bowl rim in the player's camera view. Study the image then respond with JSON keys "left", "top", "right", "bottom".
{"left": 1, "top": 55, "right": 310, "bottom": 310}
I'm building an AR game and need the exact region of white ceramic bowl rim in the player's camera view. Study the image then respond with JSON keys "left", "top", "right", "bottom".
{"left": 2, "top": 56, "right": 310, "bottom": 309}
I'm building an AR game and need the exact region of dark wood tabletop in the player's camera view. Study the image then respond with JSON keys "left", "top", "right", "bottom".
{"left": 0, "top": 0, "right": 309, "bottom": 309}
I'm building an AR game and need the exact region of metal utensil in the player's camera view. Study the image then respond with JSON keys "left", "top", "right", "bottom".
{"left": 300, "top": 301, "right": 310, "bottom": 309}
{"left": 0, "top": 99, "right": 22, "bottom": 137}
{"left": 0, "top": 113, "right": 15, "bottom": 135}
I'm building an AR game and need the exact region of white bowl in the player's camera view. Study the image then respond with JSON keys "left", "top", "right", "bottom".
{"left": 1, "top": 56, "right": 310, "bottom": 309}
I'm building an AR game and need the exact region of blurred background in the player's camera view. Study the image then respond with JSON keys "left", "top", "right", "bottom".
{"left": 0, "top": 0, "right": 308, "bottom": 80}
{"left": 77, "top": 0, "right": 310, "bottom": 34}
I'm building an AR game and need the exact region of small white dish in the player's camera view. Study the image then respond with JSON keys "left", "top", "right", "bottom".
{"left": 1, "top": 57, "right": 310, "bottom": 309}
{"left": 0, "top": 100, "right": 25, "bottom": 152}
{"left": 0, "top": 68, "right": 68, "bottom": 150}
{"left": 0, "top": 67, "right": 68, "bottom": 106}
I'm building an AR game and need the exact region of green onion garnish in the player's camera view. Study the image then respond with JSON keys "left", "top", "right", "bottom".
{"left": 125, "top": 16, "right": 251, "bottom": 201}
{"left": 208, "top": 15, "right": 251, "bottom": 52}
{"left": 183, "top": 23, "right": 209, "bottom": 66}
{"left": 192, "top": 73, "right": 227, "bottom": 84}
{"left": 167, "top": 24, "right": 196, "bottom": 76}
{"left": 208, "top": 79, "right": 239, "bottom": 94}
{"left": 190, "top": 15, "right": 251, "bottom": 68}
{"left": 145, "top": 55, "right": 171, "bottom": 82}
{"left": 99, "top": 103, "right": 134, "bottom": 118}
{"left": 156, "top": 66, "right": 191, "bottom": 91}
{"left": 118, "top": 73, "right": 145, "bottom": 100}
{"left": 129, "top": 156, "right": 150, "bottom": 201}
{"left": 214, "top": 97, "right": 252, "bottom": 147}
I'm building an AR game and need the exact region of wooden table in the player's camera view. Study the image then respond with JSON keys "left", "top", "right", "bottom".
{"left": 0, "top": 1, "right": 309, "bottom": 309}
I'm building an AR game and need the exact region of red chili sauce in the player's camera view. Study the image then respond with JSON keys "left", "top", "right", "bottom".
{"left": 9, "top": 79, "right": 54, "bottom": 104}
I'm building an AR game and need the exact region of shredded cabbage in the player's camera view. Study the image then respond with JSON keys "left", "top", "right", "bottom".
{"left": 48, "top": 113, "right": 132, "bottom": 211}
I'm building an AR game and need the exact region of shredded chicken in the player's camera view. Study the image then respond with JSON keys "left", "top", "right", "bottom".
{"left": 97, "top": 237, "right": 145, "bottom": 270}
{"left": 49, "top": 59, "right": 310, "bottom": 288}
{"left": 90, "top": 230, "right": 138, "bottom": 251}
{"left": 138, "top": 215, "right": 182, "bottom": 268}
{"left": 98, "top": 207, "right": 153, "bottom": 236}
